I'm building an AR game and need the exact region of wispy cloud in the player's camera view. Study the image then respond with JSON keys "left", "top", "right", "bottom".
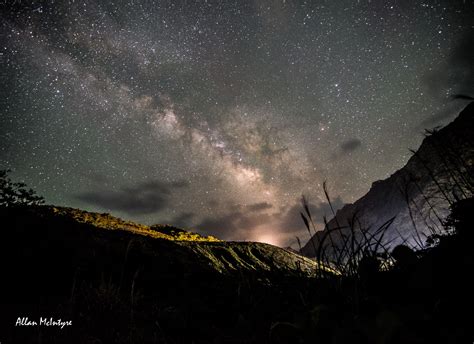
{"left": 340, "top": 138, "right": 362, "bottom": 153}
{"left": 76, "top": 180, "right": 188, "bottom": 215}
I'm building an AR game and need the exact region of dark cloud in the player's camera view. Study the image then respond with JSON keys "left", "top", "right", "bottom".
{"left": 419, "top": 101, "right": 463, "bottom": 127}
{"left": 245, "top": 202, "right": 273, "bottom": 212}
{"left": 168, "top": 212, "right": 196, "bottom": 228}
{"left": 278, "top": 197, "right": 345, "bottom": 233}
{"left": 448, "top": 29, "right": 474, "bottom": 96}
{"left": 340, "top": 139, "right": 362, "bottom": 153}
{"left": 207, "top": 199, "right": 219, "bottom": 207}
{"left": 424, "top": 29, "right": 474, "bottom": 100}
{"left": 197, "top": 213, "right": 241, "bottom": 236}
{"left": 76, "top": 180, "right": 188, "bottom": 215}
{"left": 196, "top": 210, "right": 272, "bottom": 239}
{"left": 195, "top": 197, "right": 344, "bottom": 244}
{"left": 422, "top": 30, "right": 474, "bottom": 126}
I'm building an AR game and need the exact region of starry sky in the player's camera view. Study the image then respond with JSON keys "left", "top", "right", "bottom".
{"left": 1, "top": 0, "right": 473, "bottom": 247}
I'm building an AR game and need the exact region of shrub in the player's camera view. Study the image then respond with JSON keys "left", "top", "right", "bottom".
{"left": 0, "top": 169, "right": 44, "bottom": 207}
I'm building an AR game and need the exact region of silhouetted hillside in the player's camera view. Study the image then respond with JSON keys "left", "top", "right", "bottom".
{"left": 302, "top": 102, "right": 474, "bottom": 258}
{"left": 0, "top": 204, "right": 328, "bottom": 343}
{"left": 0, "top": 195, "right": 473, "bottom": 343}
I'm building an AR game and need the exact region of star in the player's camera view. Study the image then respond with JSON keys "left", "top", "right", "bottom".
{"left": 0, "top": 0, "right": 472, "bottom": 248}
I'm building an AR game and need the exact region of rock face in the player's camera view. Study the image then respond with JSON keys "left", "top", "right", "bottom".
{"left": 302, "top": 102, "right": 474, "bottom": 258}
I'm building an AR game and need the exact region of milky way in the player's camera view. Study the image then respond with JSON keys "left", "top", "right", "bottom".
{"left": 1, "top": 0, "right": 473, "bottom": 247}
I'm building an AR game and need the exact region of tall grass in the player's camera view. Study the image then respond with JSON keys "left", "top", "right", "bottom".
{"left": 301, "top": 111, "right": 473, "bottom": 278}
{"left": 300, "top": 184, "right": 396, "bottom": 278}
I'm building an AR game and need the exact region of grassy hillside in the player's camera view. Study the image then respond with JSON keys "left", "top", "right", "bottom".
{"left": 46, "top": 205, "right": 220, "bottom": 242}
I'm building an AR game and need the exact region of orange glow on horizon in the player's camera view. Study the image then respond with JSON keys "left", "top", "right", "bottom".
{"left": 253, "top": 233, "right": 281, "bottom": 247}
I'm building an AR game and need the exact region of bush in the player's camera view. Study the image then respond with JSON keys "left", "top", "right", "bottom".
{"left": 0, "top": 169, "right": 44, "bottom": 207}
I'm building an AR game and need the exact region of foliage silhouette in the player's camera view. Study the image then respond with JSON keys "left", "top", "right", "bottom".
{"left": 0, "top": 169, "right": 44, "bottom": 207}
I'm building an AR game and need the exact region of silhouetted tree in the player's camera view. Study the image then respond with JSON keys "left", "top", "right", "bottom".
{"left": 444, "top": 197, "right": 474, "bottom": 239}
{"left": 0, "top": 169, "right": 44, "bottom": 207}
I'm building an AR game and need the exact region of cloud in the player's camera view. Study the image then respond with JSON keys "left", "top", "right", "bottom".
{"left": 196, "top": 210, "right": 272, "bottom": 239}
{"left": 419, "top": 101, "right": 464, "bottom": 127}
{"left": 168, "top": 212, "right": 196, "bottom": 228}
{"left": 424, "top": 29, "right": 474, "bottom": 100}
{"left": 448, "top": 29, "right": 474, "bottom": 96}
{"left": 245, "top": 202, "right": 273, "bottom": 212}
{"left": 340, "top": 139, "right": 362, "bottom": 153}
{"left": 193, "top": 197, "right": 346, "bottom": 246}
{"left": 277, "top": 197, "right": 345, "bottom": 233}
{"left": 421, "top": 30, "right": 474, "bottom": 126}
{"left": 76, "top": 180, "right": 188, "bottom": 215}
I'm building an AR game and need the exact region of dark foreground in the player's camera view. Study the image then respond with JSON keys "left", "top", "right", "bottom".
{"left": 0, "top": 201, "right": 473, "bottom": 344}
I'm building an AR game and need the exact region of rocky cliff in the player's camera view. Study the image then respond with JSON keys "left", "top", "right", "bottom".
{"left": 302, "top": 102, "right": 474, "bottom": 258}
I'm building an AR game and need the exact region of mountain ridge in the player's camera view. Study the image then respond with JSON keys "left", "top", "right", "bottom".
{"left": 302, "top": 101, "right": 474, "bottom": 258}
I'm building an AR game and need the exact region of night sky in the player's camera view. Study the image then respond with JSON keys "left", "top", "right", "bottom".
{"left": 1, "top": 0, "right": 473, "bottom": 247}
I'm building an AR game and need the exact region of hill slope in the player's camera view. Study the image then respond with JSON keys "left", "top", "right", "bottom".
{"left": 302, "top": 102, "right": 474, "bottom": 258}
{"left": 0, "top": 204, "right": 326, "bottom": 342}
{"left": 1, "top": 205, "right": 319, "bottom": 277}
